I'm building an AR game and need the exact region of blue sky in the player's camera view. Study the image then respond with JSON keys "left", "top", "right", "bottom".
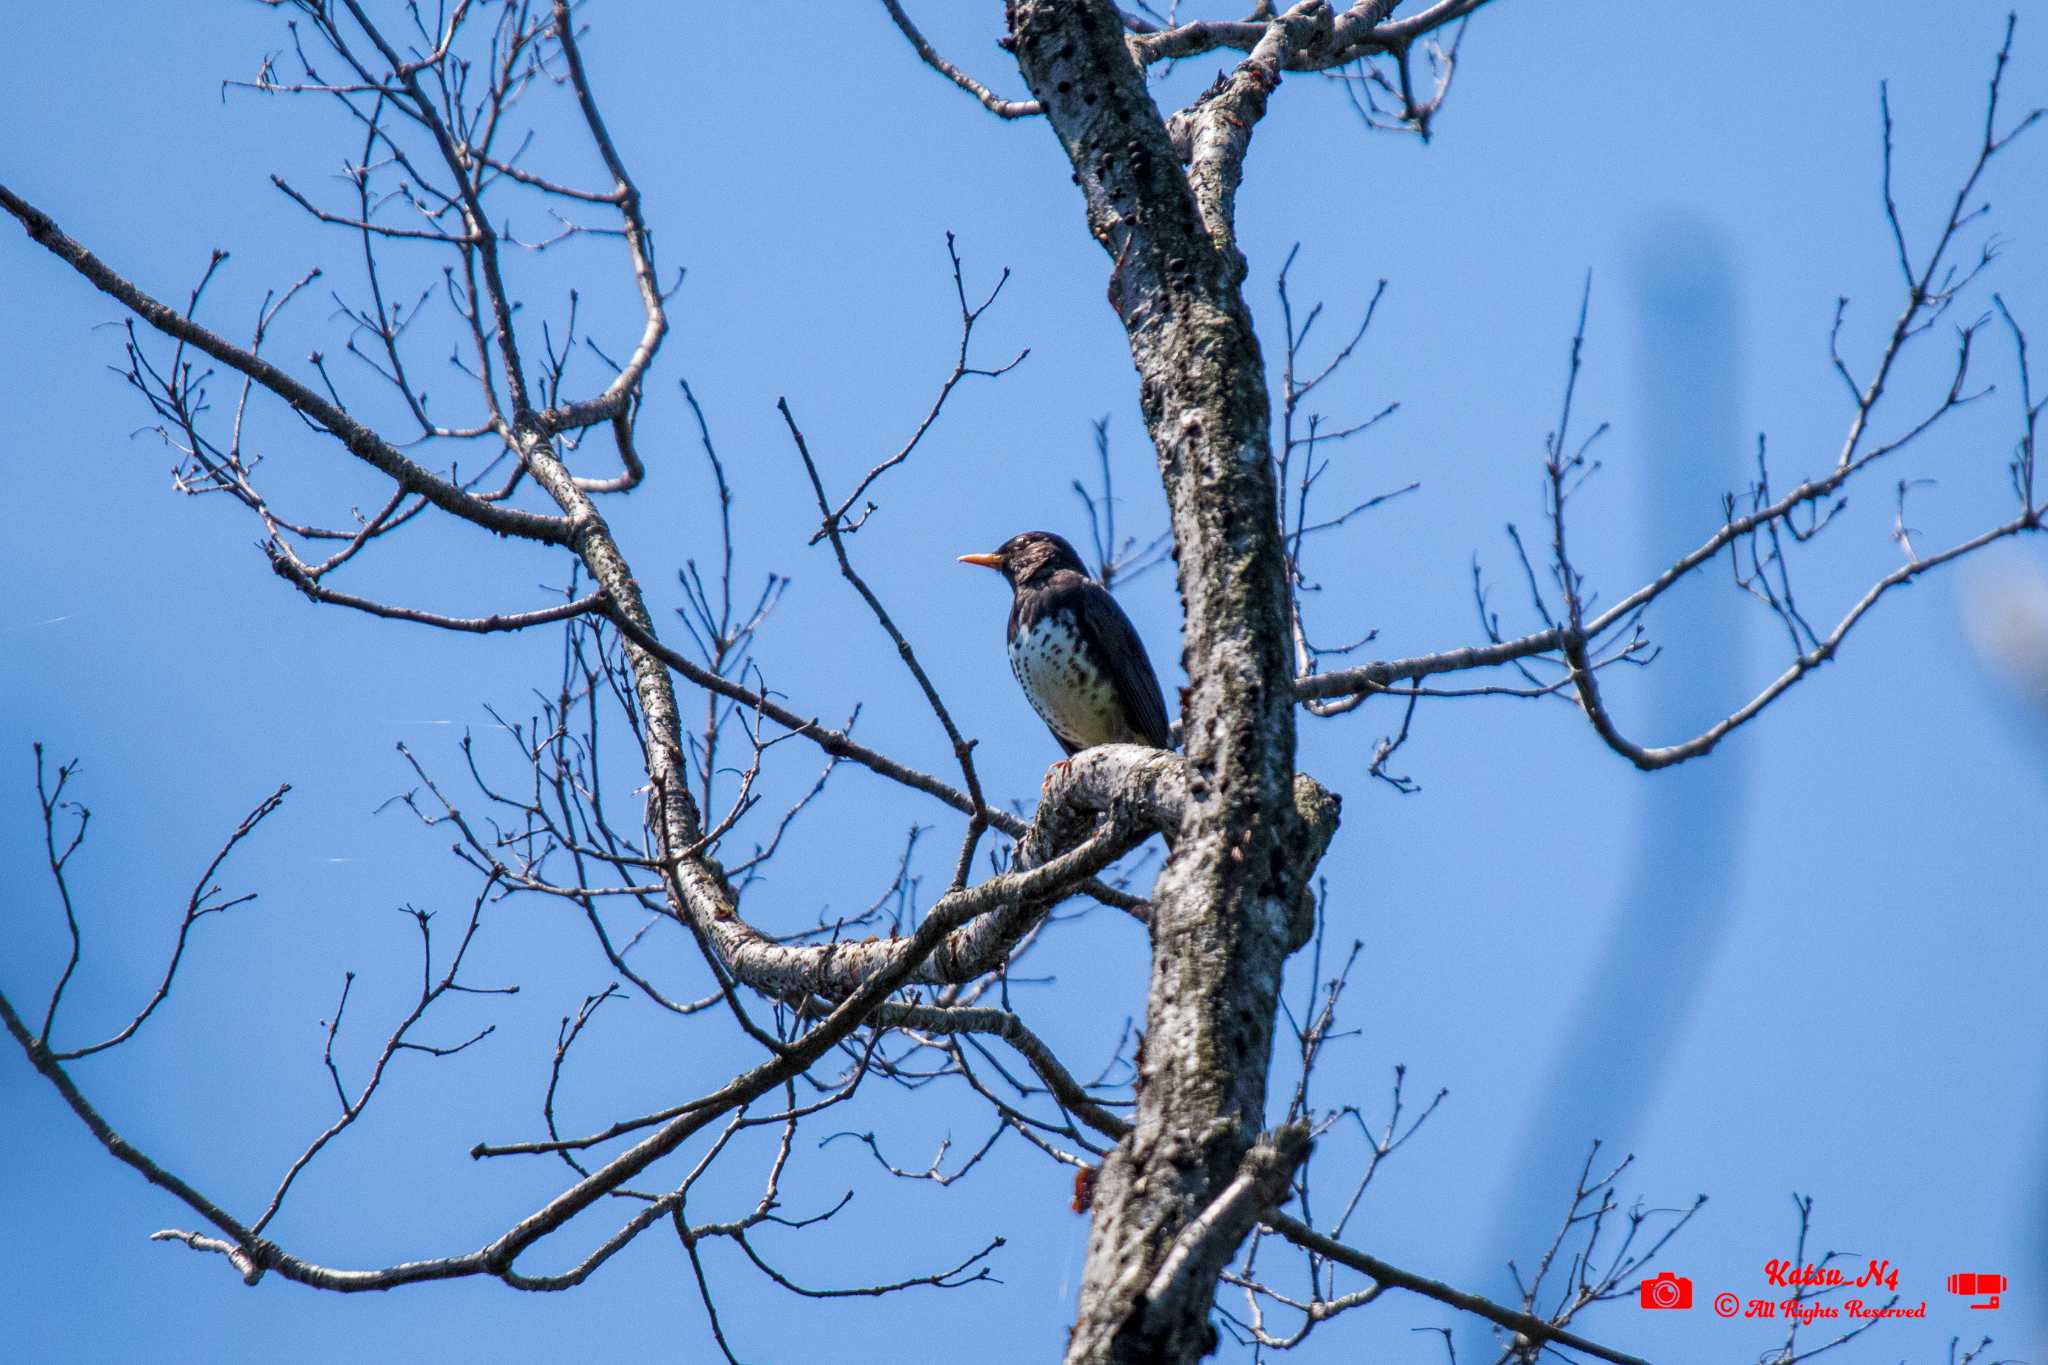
{"left": 3, "top": 3, "right": 2044, "bottom": 1362}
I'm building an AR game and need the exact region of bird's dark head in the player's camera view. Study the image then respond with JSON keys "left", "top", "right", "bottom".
{"left": 958, "top": 531, "right": 1089, "bottom": 588}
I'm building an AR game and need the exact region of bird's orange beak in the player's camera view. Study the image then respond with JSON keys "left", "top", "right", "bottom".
{"left": 957, "top": 552, "right": 1005, "bottom": 570}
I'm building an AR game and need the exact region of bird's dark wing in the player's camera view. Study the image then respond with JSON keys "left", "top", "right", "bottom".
{"left": 1074, "top": 579, "right": 1172, "bottom": 749}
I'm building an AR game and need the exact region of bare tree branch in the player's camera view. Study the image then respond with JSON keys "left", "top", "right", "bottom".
{"left": 880, "top": 0, "right": 1043, "bottom": 119}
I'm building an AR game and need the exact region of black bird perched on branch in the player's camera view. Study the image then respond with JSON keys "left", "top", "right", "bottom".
{"left": 959, "top": 531, "right": 1172, "bottom": 756}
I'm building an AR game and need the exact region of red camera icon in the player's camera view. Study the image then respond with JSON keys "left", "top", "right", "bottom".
{"left": 1639, "top": 1272, "right": 1693, "bottom": 1310}
{"left": 1946, "top": 1272, "right": 2006, "bottom": 1310}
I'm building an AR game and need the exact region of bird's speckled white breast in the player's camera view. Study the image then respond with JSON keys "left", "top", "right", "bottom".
{"left": 1009, "top": 613, "right": 1123, "bottom": 749}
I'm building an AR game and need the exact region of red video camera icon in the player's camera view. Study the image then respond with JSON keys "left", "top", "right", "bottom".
{"left": 1639, "top": 1272, "right": 1693, "bottom": 1310}
{"left": 1946, "top": 1272, "right": 2006, "bottom": 1310}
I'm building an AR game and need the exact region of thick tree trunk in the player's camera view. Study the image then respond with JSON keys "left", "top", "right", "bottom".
{"left": 1008, "top": 4, "right": 1334, "bottom": 1359}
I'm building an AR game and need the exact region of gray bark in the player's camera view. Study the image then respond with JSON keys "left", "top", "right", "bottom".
{"left": 1007, "top": 4, "right": 1341, "bottom": 1359}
